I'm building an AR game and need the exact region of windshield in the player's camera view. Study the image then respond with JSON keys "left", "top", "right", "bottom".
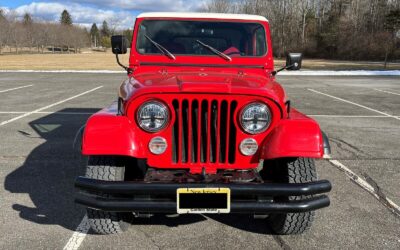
{"left": 136, "top": 20, "right": 267, "bottom": 57}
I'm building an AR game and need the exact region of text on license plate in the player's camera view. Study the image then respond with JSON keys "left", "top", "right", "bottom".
{"left": 177, "top": 187, "right": 231, "bottom": 214}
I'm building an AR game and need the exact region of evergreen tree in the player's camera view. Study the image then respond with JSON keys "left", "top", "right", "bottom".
{"left": 90, "top": 23, "right": 99, "bottom": 36}
{"left": 23, "top": 13, "right": 33, "bottom": 26}
{"left": 60, "top": 9, "right": 72, "bottom": 25}
{"left": 90, "top": 23, "right": 100, "bottom": 47}
{"left": 101, "top": 20, "right": 111, "bottom": 37}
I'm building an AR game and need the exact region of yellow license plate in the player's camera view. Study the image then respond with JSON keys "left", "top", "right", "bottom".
{"left": 177, "top": 187, "right": 231, "bottom": 214}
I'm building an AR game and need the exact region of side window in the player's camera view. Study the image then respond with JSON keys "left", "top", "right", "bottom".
{"left": 255, "top": 28, "right": 266, "bottom": 56}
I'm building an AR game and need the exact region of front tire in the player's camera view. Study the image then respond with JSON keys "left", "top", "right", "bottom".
{"left": 85, "top": 156, "right": 132, "bottom": 234}
{"left": 261, "top": 157, "right": 317, "bottom": 235}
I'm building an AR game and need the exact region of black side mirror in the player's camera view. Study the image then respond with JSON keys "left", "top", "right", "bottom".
{"left": 111, "top": 35, "right": 128, "bottom": 54}
{"left": 286, "top": 53, "right": 302, "bottom": 70}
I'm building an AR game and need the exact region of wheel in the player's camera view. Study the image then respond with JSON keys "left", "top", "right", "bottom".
{"left": 261, "top": 157, "right": 317, "bottom": 235}
{"left": 85, "top": 156, "right": 132, "bottom": 234}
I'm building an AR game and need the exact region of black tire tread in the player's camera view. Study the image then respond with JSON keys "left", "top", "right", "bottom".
{"left": 85, "top": 156, "right": 129, "bottom": 235}
{"left": 267, "top": 157, "right": 318, "bottom": 235}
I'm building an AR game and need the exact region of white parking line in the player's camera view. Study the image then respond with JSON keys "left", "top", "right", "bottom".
{"left": 308, "top": 89, "right": 400, "bottom": 121}
{"left": 372, "top": 88, "right": 400, "bottom": 96}
{"left": 0, "top": 84, "right": 33, "bottom": 93}
{"left": 0, "top": 86, "right": 103, "bottom": 126}
{"left": 63, "top": 215, "right": 90, "bottom": 250}
{"left": 309, "top": 115, "right": 391, "bottom": 118}
{"left": 328, "top": 158, "right": 400, "bottom": 217}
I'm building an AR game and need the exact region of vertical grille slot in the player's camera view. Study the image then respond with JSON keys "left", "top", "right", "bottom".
{"left": 172, "top": 100, "right": 179, "bottom": 163}
{"left": 228, "top": 101, "right": 237, "bottom": 164}
{"left": 219, "top": 101, "right": 228, "bottom": 163}
{"left": 210, "top": 100, "right": 218, "bottom": 163}
{"left": 191, "top": 100, "right": 198, "bottom": 162}
{"left": 171, "top": 98, "right": 237, "bottom": 165}
{"left": 181, "top": 100, "right": 189, "bottom": 163}
{"left": 200, "top": 100, "right": 208, "bottom": 163}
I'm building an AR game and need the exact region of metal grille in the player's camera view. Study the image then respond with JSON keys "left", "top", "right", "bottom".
{"left": 172, "top": 99, "right": 237, "bottom": 164}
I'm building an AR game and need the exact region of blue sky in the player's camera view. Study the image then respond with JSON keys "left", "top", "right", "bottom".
{"left": 0, "top": 0, "right": 208, "bottom": 28}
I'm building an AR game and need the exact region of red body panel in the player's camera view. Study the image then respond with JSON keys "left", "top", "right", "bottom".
{"left": 81, "top": 15, "right": 325, "bottom": 174}
{"left": 82, "top": 103, "right": 145, "bottom": 158}
{"left": 261, "top": 109, "right": 324, "bottom": 159}
{"left": 122, "top": 70, "right": 287, "bottom": 110}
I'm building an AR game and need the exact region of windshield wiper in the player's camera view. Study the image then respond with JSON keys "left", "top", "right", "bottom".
{"left": 144, "top": 35, "right": 176, "bottom": 60}
{"left": 196, "top": 40, "right": 232, "bottom": 62}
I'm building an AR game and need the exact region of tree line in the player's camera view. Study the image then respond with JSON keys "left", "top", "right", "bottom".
{"left": 1, "top": 3, "right": 398, "bottom": 61}
{"left": 205, "top": 0, "right": 400, "bottom": 62}
{"left": 0, "top": 9, "right": 133, "bottom": 55}
{"left": 0, "top": 9, "right": 90, "bottom": 54}
{"left": 88, "top": 20, "right": 133, "bottom": 50}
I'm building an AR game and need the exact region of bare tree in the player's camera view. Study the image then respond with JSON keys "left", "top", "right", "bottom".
{"left": 107, "top": 17, "right": 122, "bottom": 35}
{"left": 299, "top": 0, "right": 311, "bottom": 47}
{"left": 0, "top": 9, "right": 8, "bottom": 54}
{"left": 205, "top": 0, "right": 235, "bottom": 13}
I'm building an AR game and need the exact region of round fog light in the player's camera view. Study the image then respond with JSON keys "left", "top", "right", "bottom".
{"left": 149, "top": 137, "right": 167, "bottom": 155}
{"left": 240, "top": 138, "right": 258, "bottom": 156}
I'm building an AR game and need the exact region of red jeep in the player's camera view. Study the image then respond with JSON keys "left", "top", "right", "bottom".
{"left": 74, "top": 12, "right": 332, "bottom": 235}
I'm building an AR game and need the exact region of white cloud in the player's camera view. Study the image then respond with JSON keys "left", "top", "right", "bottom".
{"left": 0, "top": 6, "right": 11, "bottom": 16}
{"left": 6, "top": 2, "right": 136, "bottom": 29}
{"left": 0, "top": 6, "right": 10, "bottom": 12}
{"left": 1, "top": 0, "right": 210, "bottom": 29}
{"left": 68, "top": 0, "right": 208, "bottom": 12}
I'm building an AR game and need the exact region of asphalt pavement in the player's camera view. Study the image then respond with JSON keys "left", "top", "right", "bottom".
{"left": 0, "top": 73, "right": 399, "bottom": 249}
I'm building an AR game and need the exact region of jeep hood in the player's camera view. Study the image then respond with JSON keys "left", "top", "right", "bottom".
{"left": 129, "top": 71, "right": 286, "bottom": 104}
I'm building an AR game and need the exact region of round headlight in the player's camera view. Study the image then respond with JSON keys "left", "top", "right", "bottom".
{"left": 240, "top": 102, "right": 271, "bottom": 134}
{"left": 137, "top": 101, "right": 169, "bottom": 132}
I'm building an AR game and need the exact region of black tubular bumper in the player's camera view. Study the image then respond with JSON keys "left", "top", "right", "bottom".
{"left": 75, "top": 177, "right": 332, "bottom": 213}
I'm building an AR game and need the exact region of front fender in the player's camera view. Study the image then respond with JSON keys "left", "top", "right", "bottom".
{"left": 261, "top": 109, "right": 325, "bottom": 159}
{"left": 81, "top": 105, "right": 145, "bottom": 158}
